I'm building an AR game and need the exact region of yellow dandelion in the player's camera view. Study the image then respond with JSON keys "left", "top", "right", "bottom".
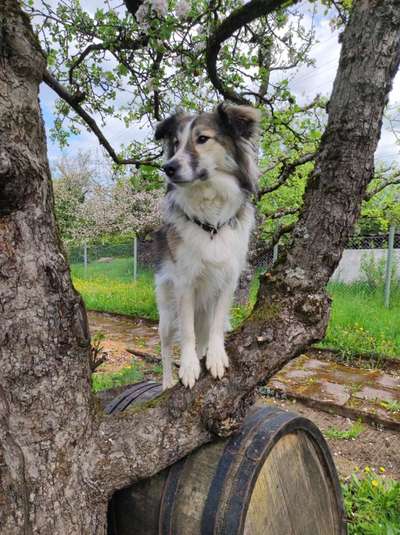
{"left": 371, "top": 480, "right": 379, "bottom": 487}
{"left": 379, "top": 466, "right": 385, "bottom": 473}
{"left": 364, "top": 466, "right": 371, "bottom": 473}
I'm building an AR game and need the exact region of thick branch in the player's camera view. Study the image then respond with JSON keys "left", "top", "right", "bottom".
{"left": 89, "top": 0, "right": 400, "bottom": 494}
{"left": 206, "top": 0, "right": 297, "bottom": 104}
{"left": 266, "top": 206, "right": 300, "bottom": 220}
{"left": 124, "top": 0, "right": 145, "bottom": 17}
{"left": 43, "top": 70, "right": 161, "bottom": 168}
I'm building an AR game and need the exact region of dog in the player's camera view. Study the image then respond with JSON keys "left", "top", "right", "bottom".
{"left": 154, "top": 103, "right": 260, "bottom": 389}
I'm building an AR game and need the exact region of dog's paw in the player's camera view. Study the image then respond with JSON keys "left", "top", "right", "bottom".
{"left": 206, "top": 345, "right": 229, "bottom": 380}
{"left": 179, "top": 357, "right": 201, "bottom": 389}
{"left": 162, "top": 376, "right": 176, "bottom": 391}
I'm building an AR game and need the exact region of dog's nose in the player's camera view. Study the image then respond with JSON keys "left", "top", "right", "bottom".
{"left": 162, "top": 161, "right": 179, "bottom": 178}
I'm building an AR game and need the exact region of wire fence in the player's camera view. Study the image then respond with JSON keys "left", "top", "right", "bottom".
{"left": 67, "top": 230, "right": 399, "bottom": 306}
{"left": 67, "top": 238, "right": 155, "bottom": 281}
{"left": 347, "top": 233, "right": 400, "bottom": 249}
{"left": 254, "top": 231, "right": 400, "bottom": 307}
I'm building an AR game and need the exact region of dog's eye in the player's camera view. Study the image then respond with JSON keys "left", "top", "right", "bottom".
{"left": 197, "top": 135, "right": 210, "bottom": 144}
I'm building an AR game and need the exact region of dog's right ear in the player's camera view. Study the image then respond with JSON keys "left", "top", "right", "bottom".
{"left": 216, "top": 103, "right": 261, "bottom": 142}
{"left": 154, "top": 114, "right": 179, "bottom": 141}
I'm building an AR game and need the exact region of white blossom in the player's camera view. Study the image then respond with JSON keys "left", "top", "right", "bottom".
{"left": 135, "top": 3, "right": 149, "bottom": 26}
{"left": 72, "top": 179, "right": 162, "bottom": 242}
{"left": 151, "top": 0, "right": 168, "bottom": 17}
{"left": 193, "top": 40, "right": 205, "bottom": 54}
{"left": 53, "top": 154, "right": 162, "bottom": 244}
{"left": 146, "top": 78, "right": 156, "bottom": 93}
{"left": 175, "top": 0, "right": 190, "bottom": 19}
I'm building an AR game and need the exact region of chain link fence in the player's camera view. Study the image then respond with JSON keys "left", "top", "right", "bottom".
{"left": 346, "top": 233, "right": 400, "bottom": 249}
{"left": 67, "top": 238, "right": 155, "bottom": 281}
{"left": 67, "top": 230, "right": 399, "bottom": 305}
{"left": 252, "top": 230, "right": 399, "bottom": 307}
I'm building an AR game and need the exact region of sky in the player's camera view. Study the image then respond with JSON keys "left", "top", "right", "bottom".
{"left": 38, "top": 1, "right": 400, "bottom": 171}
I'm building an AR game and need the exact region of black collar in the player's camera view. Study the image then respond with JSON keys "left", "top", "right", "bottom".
{"left": 180, "top": 209, "right": 241, "bottom": 239}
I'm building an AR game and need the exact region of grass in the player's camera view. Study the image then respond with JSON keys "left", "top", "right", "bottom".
{"left": 342, "top": 473, "right": 400, "bottom": 534}
{"left": 319, "top": 282, "right": 400, "bottom": 360}
{"left": 72, "top": 259, "right": 400, "bottom": 360}
{"left": 71, "top": 258, "right": 158, "bottom": 320}
{"left": 91, "top": 358, "right": 163, "bottom": 393}
{"left": 324, "top": 420, "right": 364, "bottom": 440}
{"left": 92, "top": 360, "right": 145, "bottom": 392}
{"left": 380, "top": 400, "right": 400, "bottom": 414}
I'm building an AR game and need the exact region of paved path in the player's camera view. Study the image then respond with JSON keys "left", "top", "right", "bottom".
{"left": 267, "top": 354, "right": 400, "bottom": 430}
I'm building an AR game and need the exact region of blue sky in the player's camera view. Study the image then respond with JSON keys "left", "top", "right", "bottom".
{"left": 39, "top": 1, "right": 400, "bottom": 170}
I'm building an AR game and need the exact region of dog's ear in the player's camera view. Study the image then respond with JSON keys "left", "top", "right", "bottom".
{"left": 216, "top": 103, "right": 261, "bottom": 141}
{"left": 154, "top": 114, "right": 179, "bottom": 141}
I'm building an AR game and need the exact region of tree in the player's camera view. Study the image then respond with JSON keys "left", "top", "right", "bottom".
{"left": 30, "top": 0, "right": 397, "bottom": 254}
{"left": 53, "top": 151, "right": 94, "bottom": 241}
{"left": 53, "top": 153, "right": 162, "bottom": 244}
{"left": 1, "top": 0, "right": 400, "bottom": 533}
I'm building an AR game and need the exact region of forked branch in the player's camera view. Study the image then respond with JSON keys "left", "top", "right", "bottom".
{"left": 43, "top": 70, "right": 161, "bottom": 168}
{"left": 205, "top": 0, "right": 298, "bottom": 104}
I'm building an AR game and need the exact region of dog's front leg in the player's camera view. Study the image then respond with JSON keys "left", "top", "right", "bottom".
{"left": 177, "top": 287, "right": 200, "bottom": 388}
{"left": 206, "top": 283, "right": 235, "bottom": 380}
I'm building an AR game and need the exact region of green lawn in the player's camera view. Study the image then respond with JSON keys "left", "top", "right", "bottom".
{"left": 320, "top": 282, "right": 400, "bottom": 359}
{"left": 71, "top": 258, "right": 400, "bottom": 359}
{"left": 71, "top": 258, "right": 158, "bottom": 320}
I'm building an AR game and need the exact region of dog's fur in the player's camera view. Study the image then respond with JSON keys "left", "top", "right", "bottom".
{"left": 154, "top": 103, "right": 260, "bottom": 389}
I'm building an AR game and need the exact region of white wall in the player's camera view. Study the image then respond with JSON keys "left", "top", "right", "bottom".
{"left": 331, "top": 248, "right": 400, "bottom": 283}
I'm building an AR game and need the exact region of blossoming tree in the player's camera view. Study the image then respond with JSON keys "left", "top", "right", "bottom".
{"left": 1, "top": 0, "right": 400, "bottom": 533}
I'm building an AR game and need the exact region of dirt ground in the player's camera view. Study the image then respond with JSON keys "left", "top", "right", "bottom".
{"left": 90, "top": 311, "right": 400, "bottom": 482}
{"left": 267, "top": 397, "right": 400, "bottom": 481}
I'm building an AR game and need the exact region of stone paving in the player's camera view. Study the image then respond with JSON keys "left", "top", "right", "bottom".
{"left": 267, "top": 354, "right": 400, "bottom": 430}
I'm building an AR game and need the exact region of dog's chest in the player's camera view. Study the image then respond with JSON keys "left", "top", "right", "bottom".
{"left": 176, "top": 216, "right": 250, "bottom": 285}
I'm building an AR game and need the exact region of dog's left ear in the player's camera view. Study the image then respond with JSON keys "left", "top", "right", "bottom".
{"left": 217, "top": 103, "right": 261, "bottom": 141}
{"left": 154, "top": 114, "right": 179, "bottom": 141}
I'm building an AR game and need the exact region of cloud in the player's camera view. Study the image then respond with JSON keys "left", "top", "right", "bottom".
{"left": 278, "top": 3, "right": 400, "bottom": 166}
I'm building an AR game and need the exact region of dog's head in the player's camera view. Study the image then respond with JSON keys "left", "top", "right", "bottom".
{"left": 155, "top": 104, "right": 261, "bottom": 193}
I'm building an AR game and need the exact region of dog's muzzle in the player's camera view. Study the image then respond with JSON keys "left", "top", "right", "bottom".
{"left": 162, "top": 161, "right": 181, "bottom": 179}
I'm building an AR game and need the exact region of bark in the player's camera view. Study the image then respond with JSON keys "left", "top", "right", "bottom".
{"left": 1, "top": 0, "right": 400, "bottom": 534}
{"left": 0, "top": 4, "right": 107, "bottom": 533}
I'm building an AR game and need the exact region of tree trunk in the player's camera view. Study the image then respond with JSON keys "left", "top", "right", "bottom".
{"left": 0, "top": 4, "right": 109, "bottom": 532}
{"left": 1, "top": 0, "right": 400, "bottom": 533}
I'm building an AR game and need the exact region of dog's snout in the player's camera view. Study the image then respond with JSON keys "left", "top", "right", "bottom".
{"left": 162, "top": 161, "right": 180, "bottom": 178}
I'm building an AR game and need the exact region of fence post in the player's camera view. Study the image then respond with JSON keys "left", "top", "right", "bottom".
{"left": 272, "top": 243, "right": 279, "bottom": 264}
{"left": 133, "top": 236, "right": 138, "bottom": 281}
{"left": 384, "top": 225, "right": 396, "bottom": 308}
{"left": 83, "top": 242, "right": 88, "bottom": 274}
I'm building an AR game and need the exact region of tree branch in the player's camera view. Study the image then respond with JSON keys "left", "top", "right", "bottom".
{"left": 68, "top": 36, "right": 148, "bottom": 85}
{"left": 124, "top": 0, "right": 145, "bottom": 17}
{"left": 258, "top": 152, "right": 315, "bottom": 198}
{"left": 266, "top": 206, "right": 300, "bottom": 220}
{"left": 43, "top": 70, "right": 161, "bottom": 168}
{"left": 69, "top": 43, "right": 107, "bottom": 86}
{"left": 364, "top": 171, "right": 400, "bottom": 200}
{"left": 205, "top": 0, "right": 298, "bottom": 104}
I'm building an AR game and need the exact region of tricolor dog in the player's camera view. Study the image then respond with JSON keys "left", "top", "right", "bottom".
{"left": 154, "top": 103, "right": 260, "bottom": 389}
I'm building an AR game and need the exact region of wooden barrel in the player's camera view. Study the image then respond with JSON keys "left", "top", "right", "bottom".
{"left": 107, "top": 382, "right": 347, "bottom": 535}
